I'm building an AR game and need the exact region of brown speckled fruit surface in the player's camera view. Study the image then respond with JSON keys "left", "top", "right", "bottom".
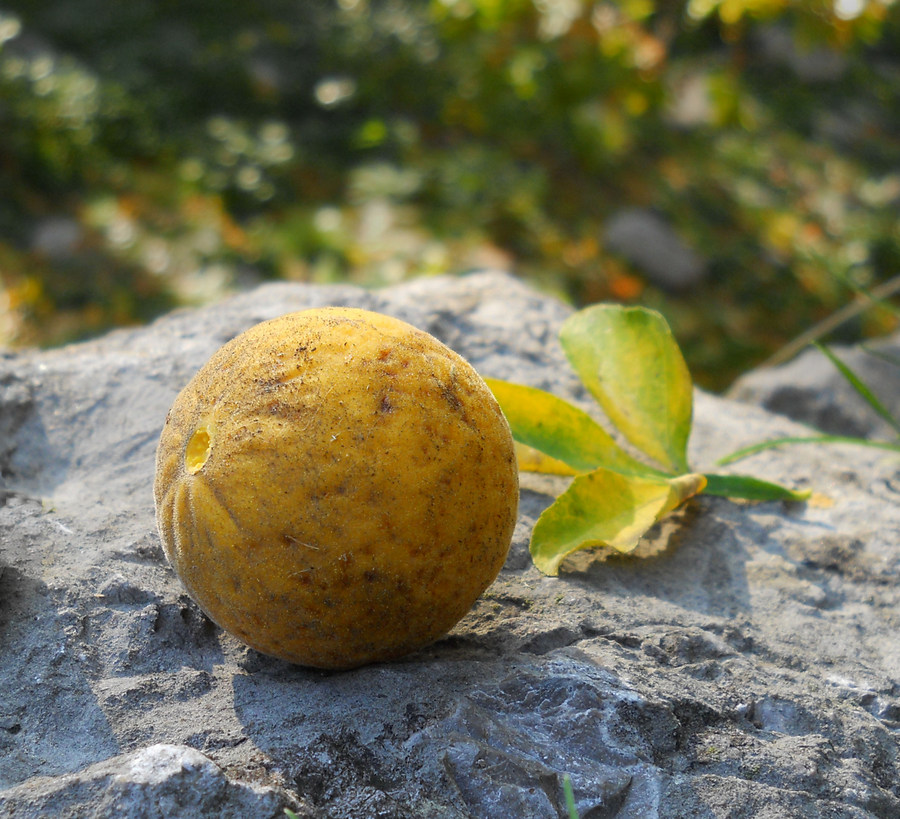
{"left": 153, "top": 307, "right": 518, "bottom": 669}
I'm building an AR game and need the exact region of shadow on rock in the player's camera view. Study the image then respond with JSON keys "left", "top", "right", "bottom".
{"left": 231, "top": 652, "right": 670, "bottom": 818}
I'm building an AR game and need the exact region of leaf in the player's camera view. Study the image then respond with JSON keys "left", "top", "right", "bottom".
{"left": 513, "top": 442, "right": 579, "bottom": 476}
{"left": 702, "top": 473, "right": 811, "bottom": 502}
{"left": 530, "top": 469, "right": 707, "bottom": 575}
{"left": 559, "top": 305, "right": 692, "bottom": 474}
{"left": 815, "top": 342, "right": 900, "bottom": 436}
{"left": 716, "top": 434, "right": 900, "bottom": 466}
{"left": 486, "top": 378, "right": 663, "bottom": 477}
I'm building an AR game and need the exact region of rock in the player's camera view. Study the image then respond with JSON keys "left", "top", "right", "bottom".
{"left": 604, "top": 209, "right": 708, "bottom": 291}
{"left": 0, "top": 744, "right": 306, "bottom": 819}
{"left": 1, "top": 270, "right": 899, "bottom": 818}
{"left": 755, "top": 24, "right": 848, "bottom": 83}
{"left": 728, "top": 334, "right": 900, "bottom": 439}
{"left": 30, "top": 217, "right": 84, "bottom": 260}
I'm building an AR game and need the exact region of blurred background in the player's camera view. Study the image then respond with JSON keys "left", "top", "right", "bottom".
{"left": 0, "top": 0, "right": 898, "bottom": 390}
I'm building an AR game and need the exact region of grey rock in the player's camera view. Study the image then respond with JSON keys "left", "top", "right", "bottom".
{"left": 0, "top": 744, "right": 305, "bottom": 819}
{"left": 729, "top": 334, "right": 900, "bottom": 439}
{"left": 755, "top": 24, "right": 848, "bottom": 83}
{"left": 1, "top": 270, "right": 899, "bottom": 818}
{"left": 30, "top": 217, "right": 84, "bottom": 260}
{"left": 604, "top": 208, "right": 708, "bottom": 291}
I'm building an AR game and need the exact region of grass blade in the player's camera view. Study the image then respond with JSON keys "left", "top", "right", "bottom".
{"left": 815, "top": 342, "right": 900, "bottom": 436}
{"left": 762, "top": 273, "right": 900, "bottom": 368}
{"left": 562, "top": 774, "right": 578, "bottom": 819}
{"left": 716, "top": 435, "right": 900, "bottom": 466}
{"left": 860, "top": 343, "right": 900, "bottom": 369}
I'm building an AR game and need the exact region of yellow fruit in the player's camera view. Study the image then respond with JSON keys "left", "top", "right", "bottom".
{"left": 154, "top": 306, "right": 518, "bottom": 669}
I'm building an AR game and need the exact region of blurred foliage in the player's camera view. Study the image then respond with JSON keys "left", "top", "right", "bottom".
{"left": 0, "top": 0, "right": 898, "bottom": 388}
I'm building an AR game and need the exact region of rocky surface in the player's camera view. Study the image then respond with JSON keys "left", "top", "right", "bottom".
{"left": 1, "top": 271, "right": 898, "bottom": 818}
{"left": 0, "top": 744, "right": 300, "bottom": 818}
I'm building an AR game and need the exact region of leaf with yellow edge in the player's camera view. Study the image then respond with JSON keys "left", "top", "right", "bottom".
{"left": 486, "top": 378, "right": 663, "bottom": 478}
{"left": 530, "top": 470, "right": 707, "bottom": 576}
{"left": 559, "top": 305, "right": 692, "bottom": 474}
{"left": 514, "top": 442, "right": 579, "bottom": 476}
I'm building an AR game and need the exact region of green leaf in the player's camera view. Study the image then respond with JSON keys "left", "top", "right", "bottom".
{"left": 716, "top": 434, "right": 900, "bottom": 466}
{"left": 530, "top": 469, "right": 707, "bottom": 575}
{"left": 559, "top": 305, "right": 692, "bottom": 473}
{"left": 815, "top": 342, "right": 900, "bottom": 436}
{"left": 486, "top": 378, "right": 663, "bottom": 477}
{"left": 703, "top": 473, "right": 811, "bottom": 502}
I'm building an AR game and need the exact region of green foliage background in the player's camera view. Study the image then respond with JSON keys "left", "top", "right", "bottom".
{"left": 1, "top": 0, "right": 898, "bottom": 389}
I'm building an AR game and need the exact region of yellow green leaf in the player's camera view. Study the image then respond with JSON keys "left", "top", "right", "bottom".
{"left": 559, "top": 305, "right": 693, "bottom": 473}
{"left": 513, "top": 442, "right": 579, "bottom": 476}
{"left": 486, "top": 377, "right": 662, "bottom": 477}
{"left": 530, "top": 469, "right": 707, "bottom": 575}
{"left": 702, "top": 473, "right": 811, "bottom": 502}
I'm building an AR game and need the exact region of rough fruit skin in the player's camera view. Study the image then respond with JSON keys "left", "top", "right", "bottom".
{"left": 153, "top": 307, "right": 519, "bottom": 670}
